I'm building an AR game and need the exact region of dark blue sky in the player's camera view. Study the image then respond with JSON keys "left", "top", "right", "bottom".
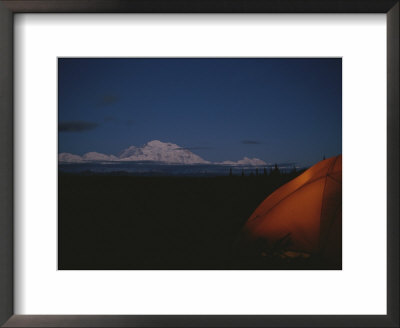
{"left": 58, "top": 58, "right": 341, "bottom": 167}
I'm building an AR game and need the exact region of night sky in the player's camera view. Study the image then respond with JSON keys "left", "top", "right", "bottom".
{"left": 58, "top": 58, "right": 341, "bottom": 167}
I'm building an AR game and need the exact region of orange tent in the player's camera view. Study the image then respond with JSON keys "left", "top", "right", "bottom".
{"left": 242, "top": 155, "right": 342, "bottom": 262}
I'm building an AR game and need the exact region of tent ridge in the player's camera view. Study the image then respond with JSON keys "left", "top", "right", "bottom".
{"left": 251, "top": 175, "right": 326, "bottom": 222}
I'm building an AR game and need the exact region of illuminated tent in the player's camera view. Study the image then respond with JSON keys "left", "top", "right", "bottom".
{"left": 242, "top": 155, "right": 342, "bottom": 262}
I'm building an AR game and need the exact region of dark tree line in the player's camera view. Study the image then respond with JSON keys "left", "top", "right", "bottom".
{"left": 229, "top": 163, "right": 299, "bottom": 177}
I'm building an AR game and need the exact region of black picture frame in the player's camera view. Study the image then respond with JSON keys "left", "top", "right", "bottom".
{"left": 0, "top": 1, "right": 398, "bottom": 327}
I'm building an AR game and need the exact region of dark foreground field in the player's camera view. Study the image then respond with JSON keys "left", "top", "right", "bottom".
{"left": 59, "top": 172, "right": 333, "bottom": 270}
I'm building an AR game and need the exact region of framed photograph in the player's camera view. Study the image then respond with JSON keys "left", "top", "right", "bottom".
{"left": 57, "top": 57, "right": 342, "bottom": 271}
{"left": 0, "top": 0, "right": 398, "bottom": 327}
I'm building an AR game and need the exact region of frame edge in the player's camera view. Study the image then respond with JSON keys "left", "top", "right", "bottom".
{"left": 0, "top": 1, "right": 13, "bottom": 327}
{"left": 387, "top": 2, "right": 400, "bottom": 326}
{"left": 1, "top": 0, "right": 399, "bottom": 13}
{"left": 1, "top": 0, "right": 399, "bottom": 327}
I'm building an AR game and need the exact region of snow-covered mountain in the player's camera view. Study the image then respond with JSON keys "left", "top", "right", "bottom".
{"left": 119, "top": 140, "right": 210, "bottom": 164}
{"left": 58, "top": 153, "right": 84, "bottom": 163}
{"left": 218, "top": 157, "right": 267, "bottom": 166}
{"left": 82, "top": 152, "right": 118, "bottom": 162}
{"left": 59, "top": 140, "right": 266, "bottom": 166}
{"left": 58, "top": 152, "right": 117, "bottom": 163}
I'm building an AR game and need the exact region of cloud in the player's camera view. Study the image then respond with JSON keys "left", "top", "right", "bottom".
{"left": 59, "top": 121, "right": 99, "bottom": 132}
{"left": 242, "top": 140, "right": 263, "bottom": 145}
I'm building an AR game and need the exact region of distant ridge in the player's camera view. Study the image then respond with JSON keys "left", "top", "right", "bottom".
{"left": 59, "top": 140, "right": 267, "bottom": 166}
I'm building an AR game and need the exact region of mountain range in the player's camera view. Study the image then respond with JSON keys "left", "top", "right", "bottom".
{"left": 59, "top": 140, "right": 267, "bottom": 166}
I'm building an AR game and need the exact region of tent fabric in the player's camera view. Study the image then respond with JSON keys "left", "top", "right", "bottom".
{"left": 242, "top": 155, "right": 342, "bottom": 260}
